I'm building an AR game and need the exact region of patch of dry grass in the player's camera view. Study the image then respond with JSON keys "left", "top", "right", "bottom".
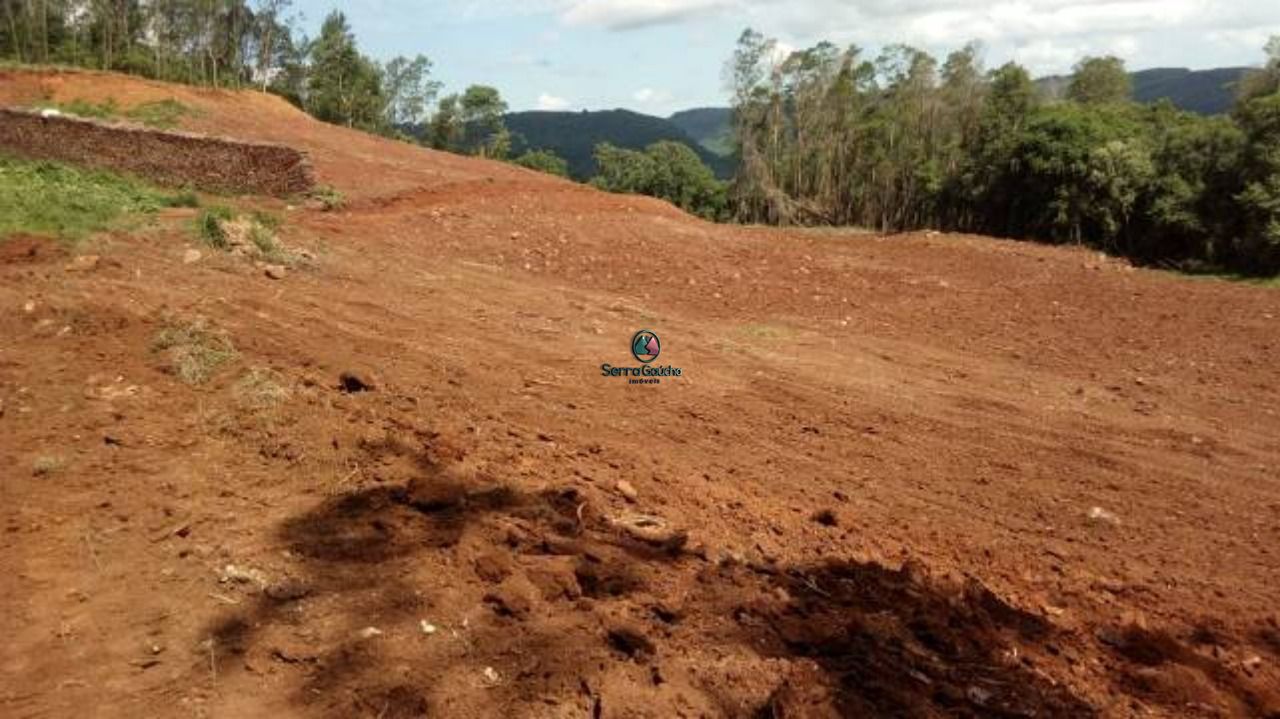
{"left": 32, "top": 455, "right": 65, "bottom": 476}
{"left": 152, "top": 316, "right": 238, "bottom": 384}
{"left": 234, "top": 367, "right": 291, "bottom": 410}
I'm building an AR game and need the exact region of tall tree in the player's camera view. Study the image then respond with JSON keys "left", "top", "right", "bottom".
{"left": 428, "top": 93, "right": 463, "bottom": 151}
{"left": 1067, "top": 56, "right": 1132, "bottom": 105}
{"left": 306, "top": 11, "right": 384, "bottom": 130}
{"left": 460, "top": 84, "right": 509, "bottom": 158}
{"left": 381, "top": 53, "right": 441, "bottom": 127}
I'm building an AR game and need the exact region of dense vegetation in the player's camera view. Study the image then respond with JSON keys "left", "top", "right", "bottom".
{"left": 589, "top": 142, "right": 727, "bottom": 220}
{"left": 727, "top": 31, "right": 1280, "bottom": 275}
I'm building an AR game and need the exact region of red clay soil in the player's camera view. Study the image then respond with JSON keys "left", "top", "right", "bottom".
{"left": 2, "top": 69, "right": 1279, "bottom": 718}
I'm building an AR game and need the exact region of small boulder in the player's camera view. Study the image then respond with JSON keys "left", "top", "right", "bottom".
{"left": 263, "top": 264, "right": 287, "bottom": 280}
{"left": 615, "top": 480, "right": 639, "bottom": 503}
{"left": 182, "top": 249, "right": 203, "bottom": 265}
{"left": 1087, "top": 506, "right": 1121, "bottom": 526}
{"left": 65, "top": 255, "right": 100, "bottom": 272}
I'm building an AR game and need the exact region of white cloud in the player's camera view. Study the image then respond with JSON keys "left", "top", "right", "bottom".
{"left": 554, "top": 0, "right": 1280, "bottom": 74}
{"left": 537, "top": 92, "right": 570, "bottom": 110}
{"left": 632, "top": 87, "right": 674, "bottom": 104}
{"left": 561, "top": 0, "right": 730, "bottom": 30}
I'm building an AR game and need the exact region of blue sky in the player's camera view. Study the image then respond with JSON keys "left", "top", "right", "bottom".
{"left": 293, "top": 0, "right": 1280, "bottom": 116}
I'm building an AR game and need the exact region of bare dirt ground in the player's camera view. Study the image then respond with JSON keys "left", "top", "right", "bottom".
{"left": 2, "top": 70, "right": 1279, "bottom": 718}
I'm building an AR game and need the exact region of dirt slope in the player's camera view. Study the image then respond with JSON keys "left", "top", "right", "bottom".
{"left": 2, "top": 70, "right": 1279, "bottom": 718}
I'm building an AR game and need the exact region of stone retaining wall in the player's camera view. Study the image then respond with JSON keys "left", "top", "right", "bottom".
{"left": 0, "top": 107, "right": 314, "bottom": 196}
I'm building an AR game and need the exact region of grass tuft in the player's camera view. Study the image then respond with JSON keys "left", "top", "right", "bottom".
{"left": 234, "top": 367, "right": 290, "bottom": 410}
{"left": 193, "top": 205, "right": 234, "bottom": 249}
{"left": 153, "top": 317, "right": 238, "bottom": 385}
{"left": 307, "top": 185, "right": 345, "bottom": 211}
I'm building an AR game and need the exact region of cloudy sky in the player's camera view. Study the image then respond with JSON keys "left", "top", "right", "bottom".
{"left": 294, "top": 0, "right": 1280, "bottom": 115}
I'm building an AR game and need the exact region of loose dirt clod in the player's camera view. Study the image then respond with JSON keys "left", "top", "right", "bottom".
{"left": 338, "top": 371, "right": 374, "bottom": 393}
{"left": 812, "top": 508, "right": 838, "bottom": 527}
{"left": 605, "top": 624, "right": 655, "bottom": 659}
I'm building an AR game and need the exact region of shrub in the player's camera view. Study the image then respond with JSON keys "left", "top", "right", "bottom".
{"left": 307, "top": 185, "right": 345, "bottom": 211}
{"left": 194, "top": 206, "right": 234, "bottom": 249}
{"left": 512, "top": 149, "right": 570, "bottom": 178}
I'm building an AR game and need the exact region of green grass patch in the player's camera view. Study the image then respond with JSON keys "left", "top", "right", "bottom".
{"left": 123, "top": 99, "right": 191, "bottom": 129}
{"left": 152, "top": 317, "right": 238, "bottom": 385}
{"left": 1168, "top": 265, "right": 1280, "bottom": 288}
{"left": 250, "top": 210, "right": 282, "bottom": 231}
{"left": 53, "top": 97, "right": 119, "bottom": 120}
{"left": 0, "top": 153, "right": 196, "bottom": 241}
{"left": 39, "top": 96, "right": 194, "bottom": 129}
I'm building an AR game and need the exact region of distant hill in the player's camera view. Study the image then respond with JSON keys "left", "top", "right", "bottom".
{"left": 1036, "top": 66, "right": 1249, "bottom": 114}
{"left": 503, "top": 109, "right": 735, "bottom": 181}
{"left": 668, "top": 108, "right": 734, "bottom": 156}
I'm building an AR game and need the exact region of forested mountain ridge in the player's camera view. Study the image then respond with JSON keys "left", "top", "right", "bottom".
{"left": 668, "top": 108, "right": 734, "bottom": 156}
{"left": 500, "top": 109, "right": 735, "bottom": 180}
{"left": 1037, "top": 66, "right": 1250, "bottom": 114}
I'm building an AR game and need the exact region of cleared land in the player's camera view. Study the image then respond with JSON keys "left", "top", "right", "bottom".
{"left": 1, "top": 70, "right": 1279, "bottom": 718}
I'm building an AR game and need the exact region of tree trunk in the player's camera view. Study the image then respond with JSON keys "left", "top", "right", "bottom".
{"left": 4, "top": 2, "right": 23, "bottom": 61}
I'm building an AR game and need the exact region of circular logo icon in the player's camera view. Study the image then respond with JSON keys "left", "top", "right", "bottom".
{"left": 631, "top": 330, "right": 661, "bottom": 363}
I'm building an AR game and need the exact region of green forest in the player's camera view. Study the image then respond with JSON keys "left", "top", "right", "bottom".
{"left": 2, "top": 2, "right": 1279, "bottom": 275}
{"left": 727, "top": 31, "right": 1280, "bottom": 275}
